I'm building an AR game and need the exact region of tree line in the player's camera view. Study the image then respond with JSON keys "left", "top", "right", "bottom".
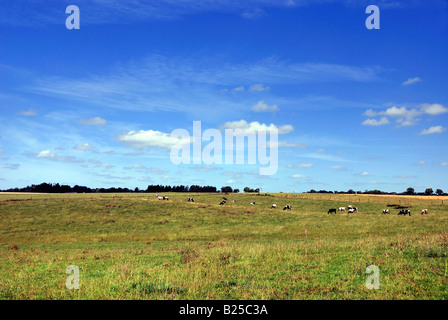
{"left": 0, "top": 183, "right": 445, "bottom": 195}
{"left": 307, "top": 187, "right": 446, "bottom": 196}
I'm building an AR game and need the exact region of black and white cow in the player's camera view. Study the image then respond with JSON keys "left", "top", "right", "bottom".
{"left": 163, "top": 196, "right": 169, "bottom": 200}
{"left": 157, "top": 196, "right": 164, "bottom": 200}
{"left": 398, "top": 209, "right": 411, "bottom": 216}
{"left": 222, "top": 197, "right": 228, "bottom": 201}
{"left": 421, "top": 209, "right": 428, "bottom": 215}
{"left": 283, "top": 205, "right": 292, "bottom": 210}
{"left": 250, "top": 202, "right": 255, "bottom": 205}
{"left": 219, "top": 200, "right": 226, "bottom": 205}
{"left": 271, "top": 204, "right": 277, "bottom": 209}
{"left": 328, "top": 208, "right": 337, "bottom": 214}
{"left": 231, "top": 200, "right": 236, "bottom": 203}
{"left": 187, "top": 197, "right": 194, "bottom": 202}
{"left": 382, "top": 209, "right": 390, "bottom": 214}
{"left": 338, "top": 207, "right": 345, "bottom": 212}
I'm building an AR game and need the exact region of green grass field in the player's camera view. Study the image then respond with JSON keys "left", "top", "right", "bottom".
{"left": 0, "top": 192, "right": 447, "bottom": 300}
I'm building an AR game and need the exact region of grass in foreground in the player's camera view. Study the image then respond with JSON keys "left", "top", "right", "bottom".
{"left": 0, "top": 192, "right": 447, "bottom": 299}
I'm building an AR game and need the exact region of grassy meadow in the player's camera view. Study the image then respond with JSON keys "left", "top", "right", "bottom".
{"left": 0, "top": 192, "right": 447, "bottom": 300}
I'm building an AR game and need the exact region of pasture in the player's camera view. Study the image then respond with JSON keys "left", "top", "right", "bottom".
{"left": 0, "top": 192, "right": 447, "bottom": 300}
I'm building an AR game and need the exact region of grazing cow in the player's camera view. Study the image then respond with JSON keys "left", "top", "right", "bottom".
{"left": 327, "top": 208, "right": 337, "bottom": 214}
{"left": 283, "top": 205, "right": 292, "bottom": 210}
{"left": 163, "top": 196, "right": 169, "bottom": 200}
{"left": 348, "top": 208, "right": 355, "bottom": 214}
{"left": 187, "top": 197, "right": 194, "bottom": 202}
{"left": 348, "top": 205, "right": 353, "bottom": 209}
{"left": 231, "top": 200, "right": 236, "bottom": 203}
{"left": 250, "top": 202, "right": 255, "bottom": 205}
{"left": 338, "top": 207, "right": 346, "bottom": 212}
{"left": 382, "top": 209, "right": 390, "bottom": 214}
{"left": 421, "top": 209, "right": 428, "bottom": 215}
{"left": 398, "top": 209, "right": 411, "bottom": 216}
{"left": 222, "top": 197, "right": 228, "bottom": 201}
{"left": 271, "top": 204, "right": 277, "bottom": 209}
{"left": 157, "top": 196, "right": 164, "bottom": 200}
{"left": 219, "top": 200, "right": 226, "bottom": 205}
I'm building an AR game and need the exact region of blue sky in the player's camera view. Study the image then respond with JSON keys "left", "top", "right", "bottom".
{"left": 0, "top": 0, "right": 447, "bottom": 193}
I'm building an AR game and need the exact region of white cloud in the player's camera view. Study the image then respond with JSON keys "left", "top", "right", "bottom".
{"left": 292, "top": 174, "right": 306, "bottom": 178}
{"left": 419, "top": 126, "right": 446, "bottom": 135}
{"left": 441, "top": 162, "right": 448, "bottom": 166}
{"left": 394, "top": 174, "right": 416, "bottom": 179}
{"left": 415, "top": 161, "right": 426, "bottom": 165}
{"left": 241, "top": 8, "right": 266, "bottom": 19}
{"left": 36, "top": 150, "right": 55, "bottom": 158}
{"left": 32, "top": 150, "right": 84, "bottom": 163}
{"left": 330, "top": 165, "right": 346, "bottom": 170}
{"left": 360, "top": 172, "right": 371, "bottom": 176}
{"left": 88, "top": 159, "right": 113, "bottom": 168}
{"left": 232, "top": 86, "right": 245, "bottom": 92}
{"left": 402, "top": 77, "right": 422, "bottom": 86}
{"left": 313, "top": 149, "right": 325, "bottom": 153}
{"left": 249, "top": 84, "right": 270, "bottom": 92}
{"left": 18, "top": 108, "right": 37, "bottom": 116}
{"left": 420, "top": 103, "right": 448, "bottom": 116}
{"left": 75, "top": 143, "right": 94, "bottom": 150}
{"left": 362, "top": 117, "right": 390, "bottom": 126}
{"left": 250, "top": 101, "right": 279, "bottom": 112}
{"left": 78, "top": 117, "right": 107, "bottom": 125}
{"left": 363, "top": 103, "right": 447, "bottom": 128}
{"left": 266, "top": 141, "right": 308, "bottom": 148}
{"left": 220, "top": 120, "right": 293, "bottom": 134}
{"left": 288, "top": 163, "right": 314, "bottom": 168}
{"left": 117, "top": 129, "right": 193, "bottom": 149}
{"left": 226, "top": 179, "right": 236, "bottom": 184}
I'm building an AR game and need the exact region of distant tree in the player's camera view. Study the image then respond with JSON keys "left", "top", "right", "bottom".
{"left": 309, "top": 189, "right": 316, "bottom": 193}
{"left": 436, "top": 189, "right": 444, "bottom": 196}
{"left": 347, "top": 189, "right": 355, "bottom": 194}
{"left": 425, "top": 188, "right": 434, "bottom": 195}
{"left": 233, "top": 189, "right": 240, "bottom": 193}
{"left": 244, "top": 187, "right": 251, "bottom": 193}
{"left": 406, "top": 187, "right": 415, "bottom": 195}
{"left": 221, "top": 186, "right": 233, "bottom": 193}
{"left": 254, "top": 188, "right": 260, "bottom": 193}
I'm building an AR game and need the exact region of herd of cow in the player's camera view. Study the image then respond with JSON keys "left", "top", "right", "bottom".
{"left": 155, "top": 194, "right": 430, "bottom": 215}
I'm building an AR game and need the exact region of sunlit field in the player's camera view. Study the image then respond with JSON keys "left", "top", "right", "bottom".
{"left": 0, "top": 192, "right": 447, "bottom": 300}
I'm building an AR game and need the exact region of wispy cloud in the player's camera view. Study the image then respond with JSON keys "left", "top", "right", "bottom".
{"left": 17, "top": 108, "right": 37, "bottom": 116}
{"left": 249, "top": 84, "right": 270, "bottom": 92}
{"left": 78, "top": 117, "right": 107, "bottom": 126}
{"left": 402, "top": 77, "right": 422, "bottom": 86}
{"left": 28, "top": 150, "right": 84, "bottom": 163}
{"left": 75, "top": 143, "right": 94, "bottom": 151}
{"left": 251, "top": 101, "right": 279, "bottom": 112}
{"left": 419, "top": 126, "right": 446, "bottom": 135}
{"left": 362, "top": 117, "right": 390, "bottom": 126}
{"left": 28, "top": 56, "right": 383, "bottom": 115}
{"left": 241, "top": 8, "right": 267, "bottom": 19}
{"left": 288, "top": 163, "right": 314, "bottom": 168}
